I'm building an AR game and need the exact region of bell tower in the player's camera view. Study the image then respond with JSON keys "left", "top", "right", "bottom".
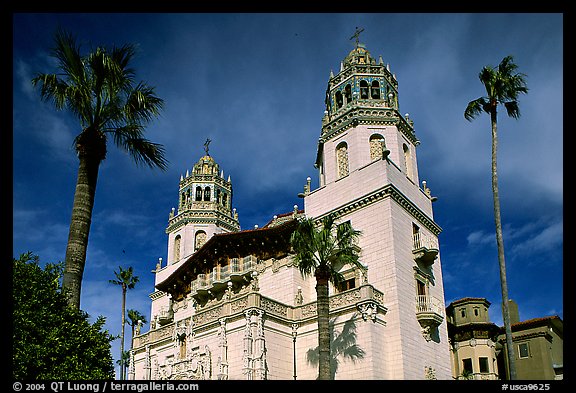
{"left": 315, "top": 37, "right": 418, "bottom": 187}
{"left": 304, "top": 34, "right": 451, "bottom": 379}
{"left": 150, "top": 141, "right": 240, "bottom": 328}
{"left": 165, "top": 140, "right": 240, "bottom": 268}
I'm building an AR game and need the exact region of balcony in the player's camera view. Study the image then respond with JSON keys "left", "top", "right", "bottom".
{"left": 157, "top": 307, "right": 174, "bottom": 326}
{"left": 230, "top": 255, "right": 257, "bottom": 281}
{"left": 412, "top": 232, "right": 439, "bottom": 265}
{"left": 415, "top": 295, "right": 444, "bottom": 341}
{"left": 190, "top": 255, "right": 258, "bottom": 300}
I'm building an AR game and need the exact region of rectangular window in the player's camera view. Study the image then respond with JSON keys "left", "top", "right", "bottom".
{"left": 518, "top": 342, "right": 530, "bottom": 358}
{"left": 337, "top": 278, "right": 355, "bottom": 292}
{"left": 462, "top": 358, "right": 473, "bottom": 373}
{"left": 416, "top": 279, "right": 426, "bottom": 296}
{"left": 479, "top": 357, "right": 489, "bottom": 373}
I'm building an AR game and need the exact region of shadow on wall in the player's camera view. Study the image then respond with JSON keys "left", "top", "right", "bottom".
{"left": 306, "top": 313, "right": 366, "bottom": 379}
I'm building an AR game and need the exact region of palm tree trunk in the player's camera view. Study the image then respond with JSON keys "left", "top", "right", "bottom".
{"left": 315, "top": 267, "right": 331, "bottom": 380}
{"left": 121, "top": 285, "right": 126, "bottom": 380}
{"left": 491, "top": 110, "right": 517, "bottom": 380}
{"left": 62, "top": 154, "right": 101, "bottom": 309}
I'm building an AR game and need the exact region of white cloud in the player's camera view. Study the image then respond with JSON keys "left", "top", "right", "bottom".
{"left": 14, "top": 58, "right": 36, "bottom": 99}
{"left": 509, "top": 218, "right": 563, "bottom": 262}
{"left": 466, "top": 230, "right": 494, "bottom": 247}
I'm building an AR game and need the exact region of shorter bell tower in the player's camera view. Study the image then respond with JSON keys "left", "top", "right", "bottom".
{"left": 150, "top": 141, "right": 240, "bottom": 328}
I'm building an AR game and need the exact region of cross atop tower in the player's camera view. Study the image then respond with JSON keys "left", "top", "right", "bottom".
{"left": 350, "top": 27, "right": 365, "bottom": 49}
{"left": 204, "top": 138, "right": 212, "bottom": 155}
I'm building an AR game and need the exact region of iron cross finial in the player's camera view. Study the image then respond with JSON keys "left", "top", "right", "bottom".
{"left": 204, "top": 138, "right": 211, "bottom": 155}
{"left": 350, "top": 27, "right": 365, "bottom": 49}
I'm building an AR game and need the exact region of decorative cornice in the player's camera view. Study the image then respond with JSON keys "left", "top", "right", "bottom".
{"left": 180, "top": 174, "right": 231, "bottom": 189}
{"left": 166, "top": 211, "right": 240, "bottom": 234}
{"left": 321, "top": 106, "right": 419, "bottom": 145}
{"left": 328, "top": 64, "right": 398, "bottom": 90}
{"left": 149, "top": 291, "right": 165, "bottom": 301}
{"left": 132, "top": 283, "right": 387, "bottom": 351}
{"left": 313, "top": 183, "right": 442, "bottom": 235}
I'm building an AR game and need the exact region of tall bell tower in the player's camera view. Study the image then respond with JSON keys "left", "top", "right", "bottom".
{"left": 304, "top": 33, "right": 452, "bottom": 379}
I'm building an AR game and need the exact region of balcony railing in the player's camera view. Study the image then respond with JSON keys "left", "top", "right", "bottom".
{"left": 415, "top": 294, "right": 444, "bottom": 341}
{"left": 157, "top": 307, "right": 174, "bottom": 326}
{"left": 416, "top": 295, "right": 444, "bottom": 316}
{"left": 190, "top": 255, "right": 258, "bottom": 298}
{"left": 412, "top": 232, "right": 439, "bottom": 264}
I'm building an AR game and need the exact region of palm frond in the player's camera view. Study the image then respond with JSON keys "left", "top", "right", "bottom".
{"left": 504, "top": 100, "right": 521, "bottom": 119}
{"left": 464, "top": 97, "right": 488, "bottom": 121}
{"left": 129, "top": 138, "right": 169, "bottom": 171}
{"left": 52, "top": 28, "right": 86, "bottom": 86}
{"left": 111, "top": 129, "right": 168, "bottom": 170}
{"left": 467, "top": 55, "right": 528, "bottom": 123}
{"left": 31, "top": 73, "right": 69, "bottom": 110}
{"left": 291, "top": 215, "right": 362, "bottom": 286}
{"left": 110, "top": 266, "right": 140, "bottom": 289}
{"left": 124, "top": 83, "right": 164, "bottom": 124}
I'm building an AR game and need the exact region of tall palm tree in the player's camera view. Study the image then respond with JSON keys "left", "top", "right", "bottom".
{"left": 290, "top": 215, "right": 363, "bottom": 380}
{"left": 465, "top": 55, "right": 528, "bottom": 380}
{"left": 32, "top": 29, "right": 167, "bottom": 310}
{"left": 109, "top": 266, "right": 140, "bottom": 380}
{"left": 127, "top": 309, "right": 148, "bottom": 345}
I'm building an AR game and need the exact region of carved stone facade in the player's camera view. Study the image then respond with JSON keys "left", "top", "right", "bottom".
{"left": 132, "top": 40, "right": 451, "bottom": 380}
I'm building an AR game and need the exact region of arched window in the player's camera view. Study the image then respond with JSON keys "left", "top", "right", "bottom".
{"left": 186, "top": 189, "right": 190, "bottom": 205}
{"left": 335, "top": 91, "right": 343, "bottom": 109}
{"left": 371, "top": 80, "right": 381, "bottom": 99}
{"left": 403, "top": 143, "right": 413, "bottom": 180}
{"left": 344, "top": 84, "right": 352, "bottom": 105}
{"left": 204, "top": 186, "right": 211, "bottom": 201}
{"left": 360, "top": 80, "right": 369, "bottom": 99}
{"left": 174, "top": 235, "right": 181, "bottom": 263}
{"left": 216, "top": 189, "right": 221, "bottom": 205}
{"left": 336, "top": 142, "right": 349, "bottom": 179}
{"left": 195, "top": 186, "right": 202, "bottom": 201}
{"left": 222, "top": 192, "right": 228, "bottom": 208}
{"left": 181, "top": 192, "right": 186, "bottom": 207}
{"left": 369, "top": 134, "right": 385, "bottom": 161}
{"left": 195, "top": 231, "right": 207, "bottom": 251}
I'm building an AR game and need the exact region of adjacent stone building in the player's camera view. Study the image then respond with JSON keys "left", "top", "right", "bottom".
{"left": 447, "top": 298, "right": 563, "bottom": 380}
{"left": 446, "top": 297, "right": 501, "bottom": 380}
{"left": 130, "top": 39, "right": 452, "bottom": 380}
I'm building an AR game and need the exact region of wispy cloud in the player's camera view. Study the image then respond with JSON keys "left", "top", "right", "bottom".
{"left": 467, "top": 230, "right": 495, "bottom": 247}
{"left": 509, "top": 218, "right": 563, "bottom": 262}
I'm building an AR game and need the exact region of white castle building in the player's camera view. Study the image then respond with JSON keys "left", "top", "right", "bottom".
{"left": 130, "top": 39, "right": 452, "bottom": 380}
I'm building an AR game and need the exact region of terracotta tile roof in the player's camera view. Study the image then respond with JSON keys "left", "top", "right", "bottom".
{"left": 511, "top": 315, "right": 563, "bottom": 330}
{"left": 156, "top": 218, "right": 299, "bottom": 295}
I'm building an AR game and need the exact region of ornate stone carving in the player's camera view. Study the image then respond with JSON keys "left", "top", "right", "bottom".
{"left": 424, "top": 365, "right": 437, "bottom": 380}
{"left": 357, "top": 301, "right": 378, "bottom": 322}
{"left": 216, "top": 318, "right": 228, "bottom": 380}
{"left": 261, "top": 297, "right": 288, "bottom": 318}
{"left": 294, "top": 286, "right": 303, "bottom": 305}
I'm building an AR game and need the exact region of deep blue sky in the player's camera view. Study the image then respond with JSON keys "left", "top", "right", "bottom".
{"left": 12, "top": 13, "right": 563, "bottom": 375}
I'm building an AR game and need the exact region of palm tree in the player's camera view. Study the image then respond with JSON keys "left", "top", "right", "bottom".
{"left": 306, "top": 315, "right": 366, "bottom": 379}
{"left": 290, "top": 215, "right": 363, "bottom": 380}
{"left": 127, "top": 309, "right": 148, "bottom": 345}
{"left": 109, "top": 266, "right": 140, "bottom": 380}
{"left": 32, "top": 29, "right": 167, "bottom": 310}
{"left": 116, "top": 350, "right": 131, "bottom": 381}
{"left": 464, "top": 55, "right": 528, "bottom": 380}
